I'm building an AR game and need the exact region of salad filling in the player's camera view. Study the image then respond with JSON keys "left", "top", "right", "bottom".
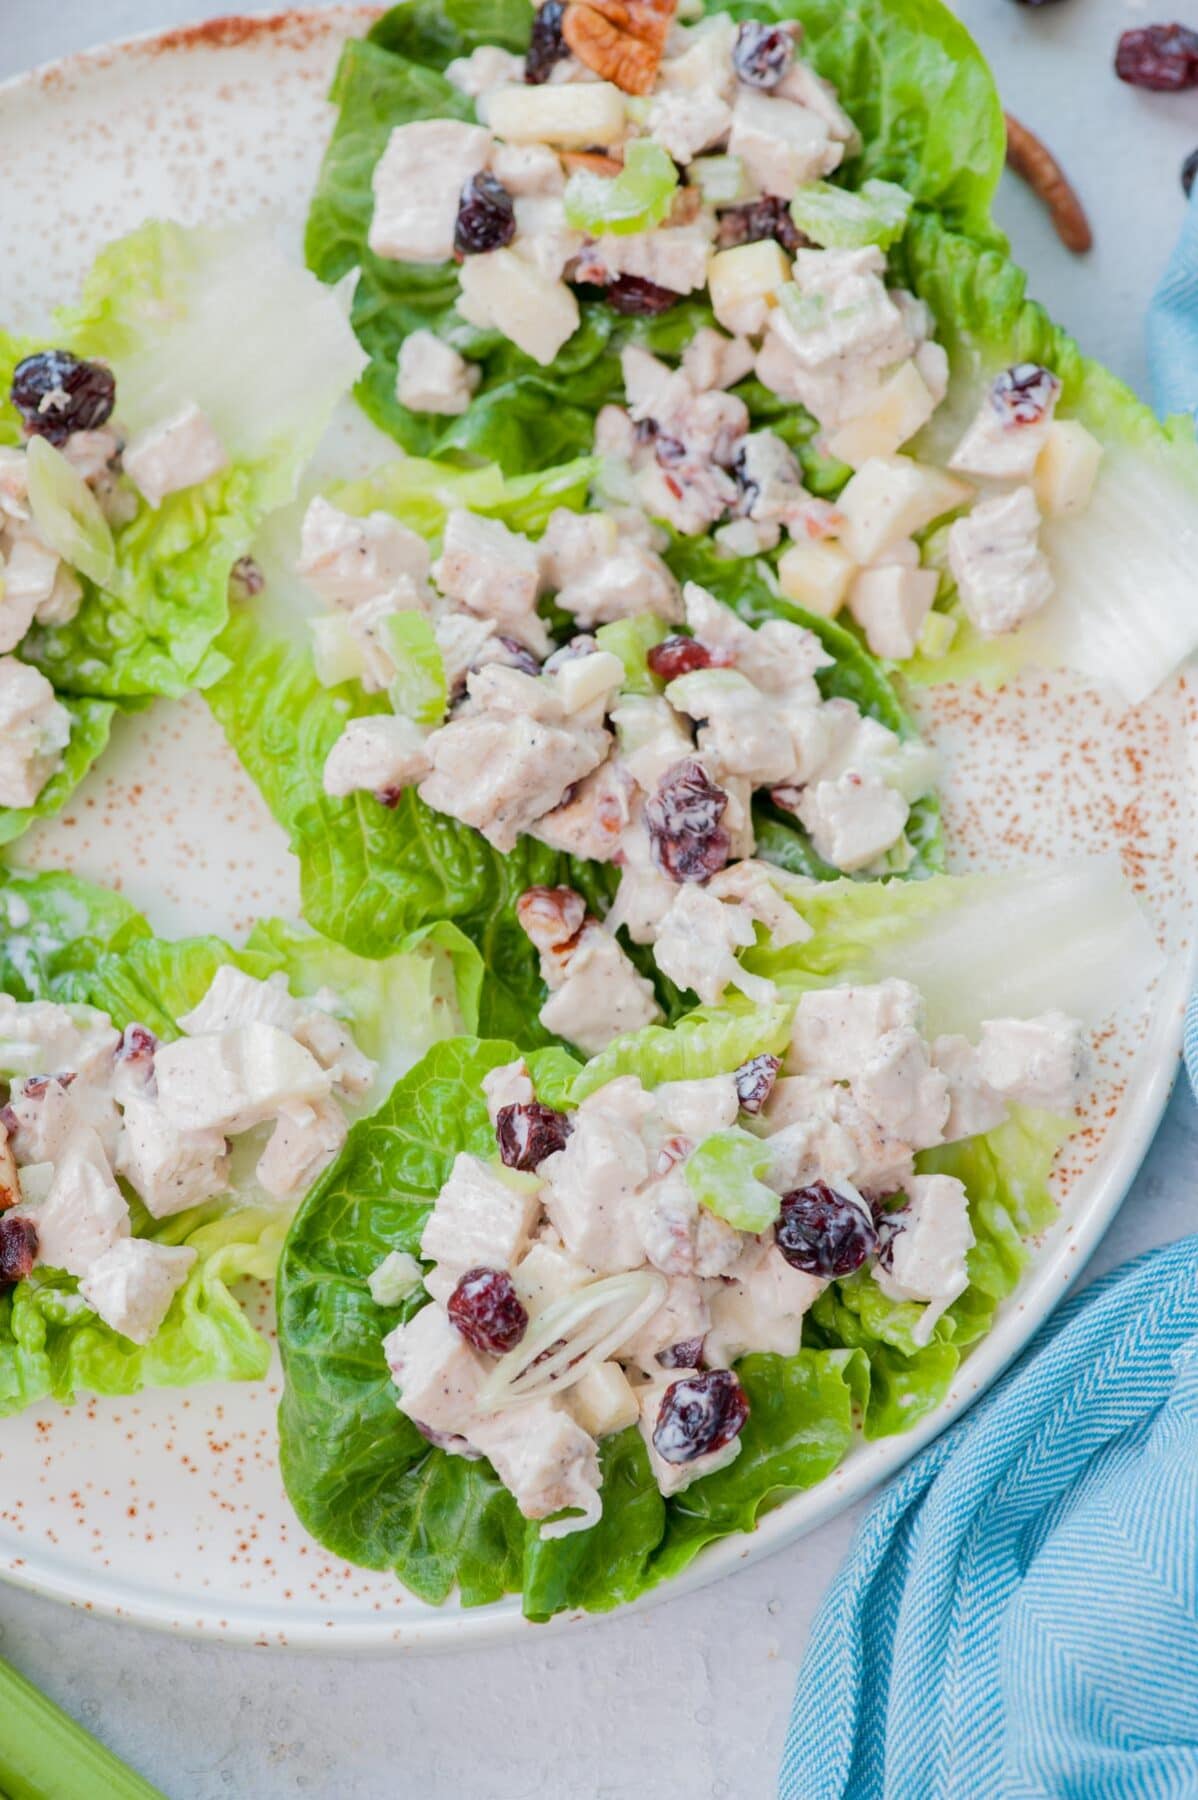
{"left": 381, "top": 982, "right": 1088, "bottom": 1534}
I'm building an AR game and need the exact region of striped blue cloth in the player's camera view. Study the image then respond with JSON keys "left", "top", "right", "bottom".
{"left": 780, "top": 997, "right": 1198, "bottom": 1798}
{"left": 1146, "top": 189, "right": 1198, "bottom": 419}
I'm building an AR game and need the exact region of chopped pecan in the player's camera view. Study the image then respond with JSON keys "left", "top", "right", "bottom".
{"left": 0, "top": 1124, "right": 19, "bottom": 1212}
{"left": 1005, "top": 114, "right": 1092, "bottom": 254}
{"left": 562, "top": 0, "right": 678, "bottom": 95}
{"left": 561, "top": 149, "right": 624, "bottom": 177}
{"left": 516, "top": 885, "right": 589, "bottom": 981}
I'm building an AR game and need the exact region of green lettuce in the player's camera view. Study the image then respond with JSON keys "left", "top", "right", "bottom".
{"left": 0, "top": 868, "right": 480, "bottom": 1417}
{"left": 277, "top": 861, "right": 1075, "bottom": 1617}
{"left": 304, "top": 0, "right": 1004, "bottom": 471}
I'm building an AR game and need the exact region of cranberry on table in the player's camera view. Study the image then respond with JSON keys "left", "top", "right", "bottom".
{"left": 605, "top": 275, "right": 682, "bottom": 316}
{"left": 0, "top": 1216, "right": 38, "bottom": 1285}
{"left": 732, "top": 20, "right": 795, "bottom": 88}
{"left": 645, "top": 759, "right": 731, "bottom": 883}
{"left": 716, "top": 197, "right": 803, "bottom": 254}
{"left": 646, "top": 635, "right": 716, "bottom": 681}
{"left": 990, "top": 363, "right": 1061, "bottom": 427}
{"left": 1115, "top": 24, "right": 1198, "bottom": 91}
{"left": 447, "top": 1268, "right": 528, "bottom": 1356}
{"left": 734, "top": 1053, "right": 781, "bottom": 1116}
{"left": 495, "top": 1101, "right": 573, "bottom": 1171}
{"left": 775, "top": 1181, "right": 878, "bottom": 1278}
{"left": 11, "top": 349, "right": 116, "bottom": 445}
{"left": 454, "top": 172, "right": 516, "bottom": 257}
{"left": 525, "top": 0, "right": 569, "bottom": 83}
{"left": 652, "top": 1369, "right": 750, "bottom": 1464}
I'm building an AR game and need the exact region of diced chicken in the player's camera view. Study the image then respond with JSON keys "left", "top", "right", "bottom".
{"left": 682, "top": 328, "right": 756, "bottom": 393}
{"left": 976, "top": 1012, "right": 1090, "bottom": 1114}
{"left": 624, "top": 1274, "right": 712, "bottom": 1378}
{"left": 0, "top": 656, "right": 71, "bottom": 810}
{"left": 657, "top": 14, "right": 738, "bottom": 101}
{"left": 0, "top": 447, "right": 30, "bottom": 522}
{"left": 666, "top": 668, "right": 802, "bottom": 787}
{"left": 532, "top": 757, "right": 634, "bottom": 861}
{"left": 654, "top": 1076, "right": 740, "bottom": 1142}
{"left": 323, "top": 715, "right": 432, "bottom": 803}
{"left": 706, "top": 859, "right": 813, "bottom": 950}
{"left": 774, "top": 59, "right": 861, "bottom": 149}
{"left": 445, "top": 45, "right": 524, "bottom": 97}
{"left": 420, "top": 1152, "right": 541, "bottom": 1282}
{"left": 931, "top": 1035, "right": 1009, "bottom": 1142}
{"left": 637, "top": 1376, "right": 742, "bottom": 1497}
{"left": 790, "top": 981, "right": 923, "bottom": 1078}
{"left": 456, "top": 249, "right": 580, "bottom": 366}
{"left": 122, "top": 404, "right": 228, "bottom": 508}
{"left": 763, "top": 1076, "right": 913, "bottom": 1198}
{"left": 16, "top": 1128, "right": 130, "bottom": 1277}
{"left": 599, "top": 224, "right": 717, "bottom": 298}
{"left": 385, "top": 1301, "right": 490, "bottom": 1438}
{"left": 511, "top": 195, "right": 584, "bottom": 282}
{"left": 607, "top": 859, "right": 679, "bottom": 947}
{"left": 78, "top": 1239, "right": 197, "bottom": 1344}
{"left": 540, "top": 1079, "right": 652, "bottom": 1272}
{"left": 734, "top": 430, "right": 806, "bottom": 525}
{"left": 796, "top": 771, "right": 909, "bottom": 872}
{"left": 947, "top": 486, "right": 1054, "bottom": 637}
{"left": 848, "top": 561, "right": 939, "bottom": 661}
{"left": 433, "top": 609, "right": 499, "bottom": 693}
{"left": 635, "top": 457, "right": 738, "bottom": 536}
{"left": 873, "top": 1172, "right": 975, "bottom": 1345}
{"left": 396, "top": 329, "right": 481, "bottom": 416}
{"left": 179, "top": 966, "right": 300, "bottom": 1036}
{"left": 538, "top": 921, "right": 662, "bottom": 1056}
{"left": 646, "top": 89, "right": 732, "bottom": 163}
{"left": 369, "top": 120, "right": 491, "bottom": 263}
{"left": 539, "top": 508, "right": 682, "bottom": 628}
{"left": 2, "top": 1077, "right": 81, "bottom": 1166}
{"left": 512, "top": 1239, "right": 592, "bottom": 1314}
{"left": 634, "top": 1165, "right": 742, "bottom": 1278}
{"left": 706, "top": 1243, "right": 823, "bottom": 1364}
{"left": 433, "top": 510, "right": 548, "bottom": 655}
{"left": 683, "top": 581, "right": 830, "bottom": 702}
{"left": 61, "top": 427, "right": 120, "bottom": 482}
{"left": 0, "top": 996, "right": 118, "bottom": 1083}
{"left": 652, "top": 884, "right": 774, "bottom": 1007}
{"left": 481, "top": 1058, "right": 535, "bottom": 1126}
{"left": 154, "top": 1024, "right": 331, "bottom": 1135}
{"left": 568, "top": 1361, "right": 640, "bottom": 1438}
{"left": 783, "top": 248, "right": 903, "bottom": 369}
{"left": 256, "top": 1097, "right": 348, "bottom": 1199}
{"left": 949, "top": 375, "right": 1060, "bottom": 481}
{"left": 0, "top": 535, "right": 56, "bottom": 650}
{"left": 116, "top": 1095, "right": 230, "bottom": 1219}
{"left": 716, "top": 517, "right": 780, "bottom": 557}
{"left": 851, "top": 1027, "right": 949, "bottom": 1149}
{"left": 470, "top": 1398, "right": 602, "bottom": 1532}
{"left": 489, "top": 142, "right": 565, "bottom": 197}
{"left": 34, "top": 563, "right": 83, "bottom": 629}
{"left": 298, "top": 496, "right": 430, "bottom": 611}
{"left": 728, "top": 91, "right": 842, "bottom": 195}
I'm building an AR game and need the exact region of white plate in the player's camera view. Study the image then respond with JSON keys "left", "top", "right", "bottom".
{"left": 0, "top": 7, "right": 1193, "bottom": 1650}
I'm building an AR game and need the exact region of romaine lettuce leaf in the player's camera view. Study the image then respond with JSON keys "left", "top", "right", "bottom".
{"left": 0, "top": 867, "right": 480, "bottom": 1417}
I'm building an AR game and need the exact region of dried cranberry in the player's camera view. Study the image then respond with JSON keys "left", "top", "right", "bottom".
{"left": 652, "top": 1369, "right": 749, "bottom": 1464}
{"left": 229, "top": 555, "right": 265, "bottom": 600}
{"left": 647, "top": 636, "right": 715, "bottom": 681}
{"left": 413, "top": 1419, "right": 484, "bottom": 1459}
{"left": 116, "top": 1024, "right": 158, "bottom": 1069}
{"left": 541, "top": 635, "right": 596, "bottom": 674}
{"left": 716, "top": 196, "right": 803, "bottom": 254}
{"left": 645, "top": 759, "right": 731, "bottom": 884}
{"left": 1183, "top": 147, "right": 1198, "bottom": 197}
{"left": 735, "top": 1053, "right": 781, "bottom": 1116}
{"left": 375, "top": 786, "right": 404, "bottom": 809}
{"left": 525, "top": 0, "right": 569, "bottom": 83}
{"left": 605, "top": 275, "right": 682, "bottom": 316}
{"left": 657, "top": 1336, "right": 705, "bottom": 1370}
{"left": 990, "top": 363, "right": 1061, "bottom": 427}
{"left": 447, "top": 1267, "right": 529, "bottom": 1356}
{"left": 496, "top": 1101, "right": 573, "bottom": 1170}
{"left": 455, "top": 172, "right": 516, "bottom": 257}
{"left": 492, "top": 635, "right": 542, "bottom": 676}
{"left": 1115, "top": 24, "right": 1198, "bottom": 90}
{"left": 775, "top": 1182, "right": 877, "bottom": 1278}
{"left": 517, "top": 885, "right": 588, "bottom": 954}
{"left": 11, "top": 350, "right": 116, "bottom": 446}
{"left": 732, "top": 20, "right": 795, "bottom": 87}
{"left": 0, "top": 1215, "right": 37, "bottom": 1285}
{"left": 653, "top": 433, "right": 688, "bottom": 468}
{"left": 873, "top": 1207, "right": 905, "bottom": 1272}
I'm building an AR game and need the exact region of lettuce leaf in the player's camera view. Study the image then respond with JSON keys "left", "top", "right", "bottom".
{"left": 0, "top": 867, "right": 479, "bottom": 1416}
{"left": 3, "top": 220, "right": 364, "bottom": 702}
{"left": 304, "top": 0, "right": 1004, "bottom": 471}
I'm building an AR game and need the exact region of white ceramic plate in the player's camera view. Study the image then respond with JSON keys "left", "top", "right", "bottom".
{"left": 0, "top": 7, "right": 1193, "bottom": 1650}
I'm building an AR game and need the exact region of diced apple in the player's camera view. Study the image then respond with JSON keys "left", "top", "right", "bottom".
{"left": 310, "top": 614, "right": 366, "bottom": 688}
{"left": 848, "top": 563, "right": 939, "bottom": 660}
{"left": 827, "top": 361, "right": 938, "bottom": 469}
{"left": 570, "top": 1361, "right": 640, "bottom": 1438}
{"left": 1034, "top": 419, "right": 1103, "bottom": 517}
{"left": 777, "top": 539, "right": 855, "bottom": 617}
{"left": 836, "top": 458, "right": 973, "bottom": 564}
{"left": 553, "top": 650, "right": 625, "bottom": 714}
{"left": 457, "top": 250, "right": 580, "bottom": 366}
{"left": 707, "top": 239, "right": 792, "bottom": 337}
{"left": 484, "top": 82, "right": 627, "bottom": 148}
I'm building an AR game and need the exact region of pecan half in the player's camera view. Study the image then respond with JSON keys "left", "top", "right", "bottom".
{"left": 1005, "top": 114, "right": 1092, "bottom": 254}
{"left": 563, "top": 0, "right": 678, "bottom": 95}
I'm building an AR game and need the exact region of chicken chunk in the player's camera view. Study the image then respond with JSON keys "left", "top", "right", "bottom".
{"left": 116, "top": 1095, "right": 230, "bottom": 1219}
{"left": 369, "top": 120, "right": 492, "bottom": 263}
{"left": 122, "top": 405, "right": 228, "bottom": 508}
{"left": 255, "top": 1097, "right": 348, "bottom": 1199}
{"left": 323, "top": 715, "right": 432, "bottom": 803}
{"left": 470, "top": 1399, "right": 602, "bottom": 1533}
{"left": 420, "top": 1153, "right": 541, "bottom": 1285}
{"left": 79, "top": 1240, "right": 197, "bottom": 1344}
{"left": 705, "top": 1243, "right": 823, "bottom": 1364}
{"left": 297, "top": 496, "right": 431, "bottom": 611}
{"left": 537, "top": 922, "right": 662, "bottom": 1057}
{"left": 796, "top": 771, "right": 909, "bottom": 873}
{"left": 873, "top": 1173, "right": 975, "bottom": 1345}
{"left": 976, "top": 1013, "right": 1090, "bottom": 1114}
{"left": 0, "top": 656, "right": 71, "bottom": 810}
{"left": 154, "top": 1025, "right": 331, "bottom": 1135}
{"left": 16, "top": 1128, "right": 130, "bottom": 1277}
{"left": 931, "top": 1035, "right": 1009, "bottom": 1142}
{"left": 540, "top": 1079, "right": 651, "bottom": 1273}
{"left": 947, "top": 486, "right": 1054, "bottom": 637}
{"left": 433, "top": 510, "right": 548, "bottom": 655}
{"left": 396, "top": 330, "right": 481, "bottom": 416}
{"left": 851, "top": 1027, "right": 950, "bottom": 1150}
{"left": 727, "top": 91, "right": 842, "bottom": 194}
{"left": 789, "top": 981, "right": 923, "bottom": 1079}
{"left": 385, "top": 1301, "right": 490, "bottom": 1439}
{"left": 653, "top": 883, "right": 774, "bottom": 1007}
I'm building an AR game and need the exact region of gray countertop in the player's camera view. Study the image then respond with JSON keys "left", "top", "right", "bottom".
{"left": 2, "top": 4, "right": 1196, "bottom": 1796}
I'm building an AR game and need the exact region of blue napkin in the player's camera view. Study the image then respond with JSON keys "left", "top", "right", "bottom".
{"left": 780, "top": 1001, "right": 1198, "bottom": 1798}
{"left": 1147, "top": 190, "right": 1198, "bottom": 418}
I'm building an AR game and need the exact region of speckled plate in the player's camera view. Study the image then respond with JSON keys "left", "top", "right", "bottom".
{"left": 0, "top": 7, "right": 1193, "bottom": 1651}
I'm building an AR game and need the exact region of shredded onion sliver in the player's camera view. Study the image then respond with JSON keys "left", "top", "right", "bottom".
{"left": 478, "top": 1270, "right": 668, "bottom": 1412}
